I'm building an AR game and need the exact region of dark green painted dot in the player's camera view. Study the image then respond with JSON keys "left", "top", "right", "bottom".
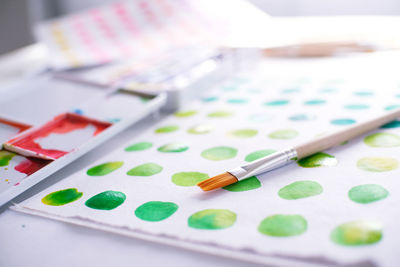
{"left": 85, "top": 190, "right": 126, "bottom": 210}
{"left": 344, "top": 104, "right": 369, "bottom": 110}
{"left": 187, "top": 124, "right": 213, "bottom": 134}
{"left": 207, "top": 111, "right": 233, "bottom": 118}
{"left": 278, "top": 180, "right": 323, "bottom": 200}
{"left": 201, "top": 146, "right": 237, "bottom": 161}
{"left": 348, "top": 184, "right": 388, "bottom": 204}
{"left": 202, "top": 96, "right": 218, "bottom": 102}
{"left": 245, "top": 149, "right": 276, "bottom": 162}
{"left": 172, "top": 172, "right": 209, "bottom": 186}
{"left": 174, "top": 110, "right": 197, "bottom": 118}
{"left": 124, "top": 142, "right": 152, "bottom": 152}
{"left": 135, "top": 201, "right": 178, "bottom": 222}
{"left": 223, "top": 176, "right": 261, "bottom": 192}
{"left": 227, "top": 98, "right": 248, "bottom": 104}
{"left": 42, "top": 188, "right": 83, "bottom": 206}
{"left": 158, "top": 143, "right": 189, "bottom": 153}
{"left": 264, "top": 100, "right": 289, "bottom": 106}
{"left": 364, "top": 133, "right": 400, "bottom": 147}
{"left": 384, "top": 104, "right": 400, "bottom": 111}
{"left": 0, "top": 150, "right": 15, "bottom": 167}
{"left": 87, "top": 161, "right": 123, "bottom": 176}
{"left": 304, "top": 99, "right": 326, "bottom": 105}
{"left": 354, "top": 91, "right": 373, "bottom": 96}
{"left": 331, "top": 118, "right": 356, "bottom": 125}
{"left": 188, "top": 209, "right": 236, "bottom": 230}
{"left": 227, "top": 129, "right": 258, "bottom": 138}
{"left": 331, "top": 221, "right": 382, "bottom": 246}
{"left": 357, "top": 157, "right": 398, "bottom": 172}
{"left": 297, "top": 152, "right": 337, "bottom": 168}
{"left": 127, "top": 163, "right": 163, "bottom": 176}
{"left": 155, "top": 125, "right": 179, "bottom": 133}
{"left": 268, "top": 129, "right": 298, "bottom": 139}
{"left": 258, "top": 214, "right": 307, "bottom": 237}
{"left": 381, "top": 120, "right": 400, "bottom": 129}
{"left": 289, "top": 114, "right": 316, "bottom": 121}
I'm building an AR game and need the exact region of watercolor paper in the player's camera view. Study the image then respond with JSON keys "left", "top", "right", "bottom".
{"left": 15, "top": 54, "right": 400, "bottom": 266}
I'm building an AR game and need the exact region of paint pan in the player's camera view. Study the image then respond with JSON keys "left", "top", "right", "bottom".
{"left": 0, "top": 117, "right": 31, "bottom": 144}
{"left": 4, "top": 113, "right": 111, "bottom": 160}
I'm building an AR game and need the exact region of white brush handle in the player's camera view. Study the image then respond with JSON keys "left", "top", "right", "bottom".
{"left": 295, "top": 109, "right": 400, "bottom": 158}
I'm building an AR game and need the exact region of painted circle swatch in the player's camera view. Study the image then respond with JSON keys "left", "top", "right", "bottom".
{"left": 331, "top": 118, "right": 356, "bottom": 125}
{"left": 297, "top": 152, "right": 337, "bottom": 168}
{"left": 188, "top": 209, "right": 237, "bottom": 230}
{"left": 42, "top": 188, "right": 83, "bottom": 206}
{"left": 201, "top": 146, "right": 237, "bottom": 161}
{"left": 87, "top": 162, "right": 123, "bottom": 176}
{"left": 124, "top": 142, "right": 152, "bottom": 152}
{"left": 127, "top": 163, "right": 163, "bottom": 176}
{"left": 172, "top": 172, "right": 209, "bottom": 186}
{"left": 331, "top": 221, "right": 382, "bottom": 246}
{"left": 223, "top": 176, "right": 261, "bottom": 192}
{"left": 187, "top": 124, "right": 213, "bottom": 134}
{"left": 268, "top": 129, "right": 298, "bottom": 140}
{"left": 85, "top": 190, "right": 126, "bottom": 210}
{"left": 135, "top": 201, "right": 178, "bottom": 221}
{"left": 357, "top": 157, "right": 398, "bottom": 172}
{"left": 264, "top": 100, "right": 289, "bottom": 106}
{"left": 174, "top": 110, "right": 197, "bottom": 118}
{"left": 278, "top": 181, "right": 323, "bottom": 200}
{"left": 158, "top": 143, "right": 189, "bottom": 153}
{"left": 227, "top": 129, "right": 258, "bottom": 138}
{"left": 258, "top": 214, "right": 307, "bottom": 237}
{"left": 155, "top": 125, "right": 179, "bottom": 133}
{"left": 207, "top": 111, "right": 233, "bottom": 118}
{"left": 348, "top": 184, "right": 389, "bottom": 204}
{"left": 364, "top": 133, "right": 400, "bottom": 147}
{"left": 245, "top": 149, "right": 276, "bottom": 162}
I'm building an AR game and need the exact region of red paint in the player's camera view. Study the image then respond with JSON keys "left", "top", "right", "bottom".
{"left": 7, "top": 113, "right": 111, "bottom": 160}
{"left": 0, "top": 118, "right": 31, "bottom": 133}
{"left": 14, "top": 158, "right": 48, "bottom": 175}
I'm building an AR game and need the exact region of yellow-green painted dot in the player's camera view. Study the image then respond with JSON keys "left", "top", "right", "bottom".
{"left": 381, "top": 120, "right": 400, "bottom": 129}
{"left": 42, "top": 188, "right": 83, "bottom": 206}
{"left": 227, "top": 129, "right": 258, "bottom": 138}
{"left": 87, "top": 162, "right": 123, "bottom": 176}
{"left": 135, "top": 201, "right": 178, "bottom": 222}
{"left": 85, "top": 190, "right": 126, "bottom": 210}
{"left": 331, "top": 221, "right": 382, "bottom": 246}
{"left": 297, "top": 152, "right": 337, "bottom": 168}
{"left": 245, "top": 149, "right": 276, "bottom": 162}
{"left": 172, "top": 172, "right": 209, "bottom": 186}
{"left": 207, "top": 111, "right": 233, "bottom": 118}
{"left": 278, "top": 180, "right": 323, "bottom": 200}
{"left": 124, "top": 142, "right": 152, "bottom": 152}
{"left": 331, "top": 118, "right": 356, "bottom": 125}
{"left": 201, "top": 146, "right": 237, "bottom": 161}
{"left": 187, "top": 124, "right": 214, "bottom": 134}
{"left": 348, "top": 184, "right": 388, "bottom": 204}
{"left": 127, "top": 163, "right": 163, "bottom": 176}
{"left": 174, "top": 110, "right": 197, "bottom": 118}
{"left": 364, "top": 133, "right": 400, "bottom": 147}
{"left": 258, "top": 214, "right": 307, "bottom": 237}
{"left": 268, "top": 129, "right": 298, "bottom": 140}
{"left": 223, "top": 176, "right": 261, "bottom": 192}
{"left": 155, "top": 125, "right": 179, "bottom": 133}
{"left": 357, "top": 157, "right": 398, "bottom": 172}
{"left": 264, "top": 100, "right": 289, "bottom": 106}
{"left": 188, "top": 209, "right": 236, "bottom": 230}
{"left": 158, "top": 143, "right": 189, "bottom": 153}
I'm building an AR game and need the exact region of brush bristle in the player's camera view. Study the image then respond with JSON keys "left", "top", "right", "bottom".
{"left": 197, "top": 172, "right": 238, "bottom": 191}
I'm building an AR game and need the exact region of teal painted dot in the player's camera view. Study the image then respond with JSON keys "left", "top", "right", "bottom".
{"left": 281, "top": 88, "right": 300, "bottom": 94}
{"left": 227, "top": 98, "right": 248, "bottom": 104}
{"left": 331, "top": 118, "right": 356, "bottom": 125}
{"left": 202, "top": 96, "right": 218, "bottom": 102}
{"left": 289, "top": 114, "right": 316, "bottom": 121}
{"left": 264, "top": 100, "right": 289, "bottom": 106}
{"left": 354, "top": 91, "right": 373, "bottom": 96}
{"left": 384, "top": 104, "right": 400, "bottom": 111}
{"left": 304, "top": 99, "right": 326, "bottom": 105}
{"left": 222, "top": 85, "right": 238, "bottom": 91}
{"left": 344, "top": 104, "right": 369, "bottom": 110}
{"left": 381, "top": 120, "right": 400, "bottom": 129}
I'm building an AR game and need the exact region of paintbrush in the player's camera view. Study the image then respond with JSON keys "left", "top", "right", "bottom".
{"left": 197, "top": 108, "right": 400, "bottom": 191}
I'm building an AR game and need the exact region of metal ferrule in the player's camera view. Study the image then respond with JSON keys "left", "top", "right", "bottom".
{"left": 228, "top": 147, "right": 297, "bottom": 181}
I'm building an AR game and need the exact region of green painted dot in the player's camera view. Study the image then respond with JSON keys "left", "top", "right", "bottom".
{"left": 172, "top": 172, "right": 209, "bottom": 186}
{"left": 87, "top": 161, "right": 123, "bottom": 176}
{"left": 174, "top": 110, "right": 197, "bottom": 118}
{"left": 0, "top": 150, "right": 15, "bottom": 167}
{"left": 354, "top": 91, "right": 373, "bottom": 96}
{"left": 187, "top": 124, "right": 214, "bottom": 134}
{"left": 268, "top": 129, "right": 298, "bottom": 140}
{"left": 245, "top": 149, "right": 276, "bottom": 162}
{"left": 344, "top": 104, "right": 369, "bottom": 110}
{"left": 155, "top": 125, "right": 179, "bottom": 133}
{"left": 331, "top": 118, "right": 356, "bottom": 125}
{"left": 207, "top": 111, "right": 233, "bottom": 118}
{"left": 264, "top": 100, "right": 289, "bottom": 106}
{"left": 297, "top": 152, "right": 337, "bottom": 168}
{"left": 201, "top": 146, "right": 237, "bottom": 161}
{"left": 188, "top": 209, "right": 236, "bottom": 230}
{"left": 381, "top": 120, "right": 400, "bottom": 129}
{"left": 258, "top": 214, "right": 307, "bottom": 237}
{"left": 223, "top": 176, "right": 261, "bottom": 192}
{"left": 227, "top": 98, "right": 248, "bottom": 104}
{"left": 348, "top": 184, "right": 388, "bottom": 204}
{"left": 278, "top": 180, "right": 323, "bottom": 200}
{"left": 331, "top": 221, "right": 382, "bottom": 246}
{"left": 85, "top": 190, "right": 126, "bottom": 210}
{"left": 289, "top": 114, "right": 316, "bottom": 121}
{"left": 135, "top": 201, "right": 178, "bottom": 222}
{"left": 227, "top": 129, "right": 258, "bottom": 138}
{"left": 304, "top": 99, "right": 326, "bottom": 105}
{"left": 384, "top": 104, "right": 400, "bottom": 111}
{"left": 124, "top": 142, "right": 152, "bottom": 152}
{"left": 202, "top": 96, "right": 218, "bottom": 102}
{"left": 357, "top": 157, "right": 398, "bottom": 172}
{"left": 158, "top": 143, "right": 189, "bottom": 153}
{"left": 42, "top": 188, "right": 83, "bottom": 206}
{"left": 364, "top": 132, "right": 400, "bottom": 147}
{"left": 127, "top": 163, "right": 163, "bottom": 176}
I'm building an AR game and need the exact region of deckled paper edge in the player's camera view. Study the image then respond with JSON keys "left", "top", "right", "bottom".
{"left": 11, "top": 204, "right": 374, "bottom": 267}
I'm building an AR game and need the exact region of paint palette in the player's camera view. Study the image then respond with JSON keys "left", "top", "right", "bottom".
{"left": 0, "top": 117, "right": 31, "bottom": 145}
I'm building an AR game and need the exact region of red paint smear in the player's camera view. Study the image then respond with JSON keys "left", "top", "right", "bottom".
{"left": 7, "top": 113, "right": 111, "bottom": 159}
{"left": 0, "top": 118, "right": 31, "bottom": 133}
{"left": 14, "top": 157, "right": 49, "bottom": 175}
